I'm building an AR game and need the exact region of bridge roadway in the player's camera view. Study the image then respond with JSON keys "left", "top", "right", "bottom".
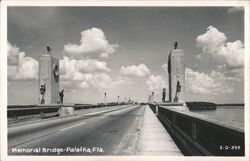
{"left": 8, "top": 105, "right": 182, "bottom": 156}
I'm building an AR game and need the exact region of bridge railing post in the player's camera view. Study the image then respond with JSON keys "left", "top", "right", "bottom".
{"left": 156, "top": 105, "right": 158, "bottom": 116}
{"left": 191, "top": 120, "right": 197, "bottom": 139}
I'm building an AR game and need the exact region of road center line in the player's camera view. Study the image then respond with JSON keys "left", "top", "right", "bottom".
{"left": 60, "top": 122, "right": 85, "bottom": 131}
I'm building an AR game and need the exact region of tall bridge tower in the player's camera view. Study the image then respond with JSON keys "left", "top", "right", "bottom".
{"left": 38, "top": 46, "right": 60, "bottom": 104}
{"left": 167, "top": 42, "right": 185, "bottom": 103}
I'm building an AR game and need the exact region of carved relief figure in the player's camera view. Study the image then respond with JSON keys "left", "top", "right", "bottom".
{"left": 174, "top": 81, "right": 181, "bottom": 102}
{"left": 40, "top": 84, "right": 46, "bottom": 104}
{"left": 59, "top": 89, "right": 64, "bottom": 104}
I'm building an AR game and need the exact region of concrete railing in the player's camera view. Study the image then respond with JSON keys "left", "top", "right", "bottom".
{"left": 149, "top": 104, "right": 245, "bottom": 156}
{"left": 8, "top": 105, "right": 59, "bottom": 118}
{"left": 8, "top": 103, "right": 132, "bottom": 118}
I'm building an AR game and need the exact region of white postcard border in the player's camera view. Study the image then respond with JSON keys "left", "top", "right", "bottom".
{"left": 1, "top": 1, "right": 249, "bottom": 161}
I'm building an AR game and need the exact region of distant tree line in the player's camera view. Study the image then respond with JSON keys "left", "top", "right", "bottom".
{"left": 186, "top": 101, "right": 216, "bottom": 111}
{"left": 216, "top": 103, "right": 244, "bottom": 106}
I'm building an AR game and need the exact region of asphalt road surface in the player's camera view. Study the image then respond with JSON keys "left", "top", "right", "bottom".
{"left": 8, "top": 105, "right": 145, "bottom": 155}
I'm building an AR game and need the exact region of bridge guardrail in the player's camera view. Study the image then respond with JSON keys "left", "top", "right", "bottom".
{"left": 149, "top": 103, "right": 244, "bottom": 156}
{"left": 7, "top": 103, "right": 133, "bottom": 118}
{"left": 8, "top": 105, "right": 59, "bottom": 118}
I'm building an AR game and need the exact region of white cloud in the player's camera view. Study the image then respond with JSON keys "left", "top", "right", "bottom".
{"left": 61, "top": 72, "right": 126, "bottom": 91}
{"left": 228, "top": 7, "right": 244, "bottom": 14}
{"left": 161, "top": 63, "right": 168, "bottom": 72}
{"left": 217, "top": 64, "right": 243, "bottom": 81}
{"left": 185, "top": 68, "right": 234, "bottom": 95}
{"left": 86, "top": 73, "right": 125, "bottom": 90}
{"left": 64, "top": 27, "right": 118, "bottom": 58}
{"left": 60, "top": 56, "right": 110, "bottom": 81}
{"left": 120, "top": 64, "right": 150, "bottom": 77}
{"left": 196, "top": 54, "right": 202, "bottom": 59}
{"left": 60, "top": 56, "right": 110, "bottom": 78}
{"left": 8, "top": 42, "right": 38, "bottom": 80}
{"left": 60, "top": 56, "right": 125, "bottom": 90}
{"left": 146, "top": 75, "right": 166, "bottom": 91}
{"left": 8, "top": 43, "right": 20, "bottom": 66}
{"left": 196, "top": 26, "right": 244, "bottom": 69}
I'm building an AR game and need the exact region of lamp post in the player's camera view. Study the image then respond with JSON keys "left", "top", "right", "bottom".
{"left": 162, "top": 88, "right": 166, "bottom": 102}
{"left": 104, "top": 92, "right": 107, "bottom": 107}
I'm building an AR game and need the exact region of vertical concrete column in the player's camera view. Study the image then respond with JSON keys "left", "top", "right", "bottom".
{"left": 156, "top": 105, "right": 158, "bottom": 116}
{"left": 38, "top": 53, "right": 59, "bottom": 104}
{"left": 168, "top": 49, "right": 185, "bottom": 103}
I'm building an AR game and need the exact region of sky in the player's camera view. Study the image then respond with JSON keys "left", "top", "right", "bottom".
{"left": 7, "top": 7, "right": 244, "bottom": 104}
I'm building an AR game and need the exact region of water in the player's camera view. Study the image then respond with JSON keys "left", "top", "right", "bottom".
{"left": 193, "top": 106, "right": 244, "bottom": 129}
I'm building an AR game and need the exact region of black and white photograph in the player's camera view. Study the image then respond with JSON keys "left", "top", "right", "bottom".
{"left": 1, "top": 0, "right": 249, "bottom": 160}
